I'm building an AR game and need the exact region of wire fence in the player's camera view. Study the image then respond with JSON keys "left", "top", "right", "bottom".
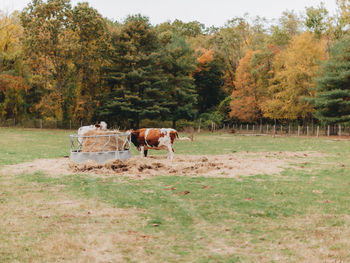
{"left": 222, "top": 123, "right": 348, "bottom": 137}
{"left": 1, "top": 118, "right": 349, "bottom": 138}
{"left": 0, "top": 119, "right": 83, "bottom": 130}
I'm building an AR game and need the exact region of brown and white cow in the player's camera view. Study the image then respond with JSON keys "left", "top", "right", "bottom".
{"left": 129, "top": 128, "right": 179, "bottom": 160}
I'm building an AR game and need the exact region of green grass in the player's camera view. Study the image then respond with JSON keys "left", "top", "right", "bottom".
{"left": 1, "top": 127, "right": 350, "bottom": 262}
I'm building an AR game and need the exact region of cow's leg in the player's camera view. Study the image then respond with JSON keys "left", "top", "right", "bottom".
{"left": 144, "top": 149, "right": 148, "bottom": 157}
{"left": 167, "top": 145, "right": 174, "bottom": 160}
{"left": 140, "top": 146, "right": 144, "bottom": 157}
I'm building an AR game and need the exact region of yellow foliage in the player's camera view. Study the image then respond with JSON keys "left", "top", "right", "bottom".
{"left": 262, "top": 32, "right": 327, "bottom": 120}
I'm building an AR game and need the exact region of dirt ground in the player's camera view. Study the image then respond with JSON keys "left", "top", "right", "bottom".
{"left": 0, "top": 151, "right": 324, "bottom": 178}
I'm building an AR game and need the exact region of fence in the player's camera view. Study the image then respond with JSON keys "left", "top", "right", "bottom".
{"left": 1, "top": 118, "right": 349, "bottom": 138}
{"left": 222, "top": 123, "right": 349, "bottom": 137}
{"left": 0, "top": 118, "right": 86, "bottom": 130}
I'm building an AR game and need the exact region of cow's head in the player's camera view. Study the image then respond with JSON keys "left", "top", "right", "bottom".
{"left": 100, "top": 121, "right": 107, "bottom": 130}
{"left": 129, "top": 130, "right": 141, "bottom": 151}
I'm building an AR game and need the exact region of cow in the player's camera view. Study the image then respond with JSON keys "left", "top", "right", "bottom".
{"left": 129, "top": 128, "right": 179, "bottom": 160}
{"left": 77, "top": 121, "right": 108, "bottom": 146}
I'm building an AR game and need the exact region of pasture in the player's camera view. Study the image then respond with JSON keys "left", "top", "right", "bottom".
{"left": 1, "top": 128, "right": 350, "bottom": 262}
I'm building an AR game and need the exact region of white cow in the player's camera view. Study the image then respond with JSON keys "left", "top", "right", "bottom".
{"left": 77, "top": 121, "right": 107, "bottom": 146}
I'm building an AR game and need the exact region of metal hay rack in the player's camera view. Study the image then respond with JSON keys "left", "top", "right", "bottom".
{"left": 70, "top": 132, "right": 132, "bottom": 164}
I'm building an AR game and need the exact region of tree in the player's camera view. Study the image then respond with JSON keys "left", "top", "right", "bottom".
{"left": 210, "top": 16, "right": 252, "bottom": 94}
{"left": 71, "top": 2, "right": 109, "bottom": 121}
{"left": 262, "top": 32, "right": 327, "bottom": 122}
{"left": 0, "top": 74, "right": 30, "bottom": 120}
{"left": 305, "top": 3, "right": 329, "bottom": 38}
{"left": 99, "top": 15, "right": 166, "bottom": 128}
{"left": 230, "top": 50, "right": 266, "bottom": 123}
{"left": 312, "top": 37, "right": 350, "bottom": 124}
{"left": 193, "top": 48, "right": 225, "bottom": 113}
{"left": 21, "top": 0, "right": 75, "bottom": 121}
{"left": 161, "top": 33, "right": 197, "bottom": 128}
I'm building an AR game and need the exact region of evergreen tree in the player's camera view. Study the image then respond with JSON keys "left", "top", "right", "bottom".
{"left": 99, "top": 15, "right": 167, "bottom": 128}
{"left": 313, "top": 37, "right": 350, "bottom": 124}
{"left": 193, "top": 49, "right": 225, "bottom": 114}
{"left": 161, "top": 33, "right": 197, "bottom": 128}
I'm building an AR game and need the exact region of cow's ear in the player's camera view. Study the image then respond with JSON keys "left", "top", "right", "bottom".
{"left": 95, "top": 124, "right": 100, "bottom": 128}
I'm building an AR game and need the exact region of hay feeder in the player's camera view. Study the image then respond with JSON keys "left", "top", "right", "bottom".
{"left": 70, "top": 131, "right": 131, "bottom": 164}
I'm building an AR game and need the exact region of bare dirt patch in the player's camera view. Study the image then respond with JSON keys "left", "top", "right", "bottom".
{"left": 0, "top": 151, "right": 325, "bottom": 178}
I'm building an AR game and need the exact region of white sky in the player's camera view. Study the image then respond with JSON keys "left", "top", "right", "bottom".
{"left": 1, "top": 0, "right": 338, "bottom": 27}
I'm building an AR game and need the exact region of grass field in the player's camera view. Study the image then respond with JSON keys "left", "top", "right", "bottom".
{"left": 1, "top": 128, "right": 350, "bottom": 262}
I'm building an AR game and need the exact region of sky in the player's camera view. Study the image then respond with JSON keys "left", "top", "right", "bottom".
{"left": 1, "top": 0, "right": 339, "bottom": 27}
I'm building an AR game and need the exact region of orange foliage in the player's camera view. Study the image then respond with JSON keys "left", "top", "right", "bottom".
{"left": 195, "top": 48, "right": 214, "bottom": 73}
{"left": 0, "top": 74, "right": 30, "bottom": 92}
{"left": 197, "top": 48, "right": 214, "bottom": 65}
{"left": 230, "top": 50, "right": 262, "bottom": 122}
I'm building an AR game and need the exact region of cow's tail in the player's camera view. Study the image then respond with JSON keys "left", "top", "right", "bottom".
{"left": 177, "top": 136, "right": 192, "bottom": 141}
{"left": 173, "top": 130, "right": 191, "bottom": 141}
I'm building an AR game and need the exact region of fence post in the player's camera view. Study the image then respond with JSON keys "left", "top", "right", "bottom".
{"left": 288, "top": 125, "right": 291, "bottom": 135}
{"left": 307, "top": 126, "right": 309, "bottom": 136}
{"left": 317, "top": 126, "right": 319, "bottom": 137}
{"left": 40, "top": 119, "right": 42, "bottom": 129}
{"left": 246, "top": 124, "right": 249, "bottom": 133}
{"left": 280, "top": 125, "right": 282, "bottom": 134}
{"left": 240, "top": 124, "right": 242, "bottom": 133}
{"left": 55, "top": 119, "right": 57, "bottom": 129}
{"left": 339, "top": 124, "right": 341, "bottom": 138}
{"left": 267, "top": 125, "right": 269, "bottom": 134}
{"left": 253, "top": 125, "right": 255, "bottom": 133}
{"left": 198, "top": 118, "right": 201, "bottom": 133}
{"left": 298, "top": 126, "right": 300, "bottom": 136}
{"left": 70, "top": 120, "right": 72, "bottom": 130}
{"left": 273, "top": 125, "right": 276, "bottom": 137}
{"left": 327, "top": 125, "right": 330, "bottom": 137}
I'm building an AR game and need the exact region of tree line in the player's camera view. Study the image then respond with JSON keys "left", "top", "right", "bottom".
{"left": 2, "top": 0, "right": 350, "bottom": 129}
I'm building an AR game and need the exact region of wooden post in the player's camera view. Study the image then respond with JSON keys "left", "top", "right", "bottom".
{"left": 40, "top": 119, "right": 42, "bottom": 129}
{"left": 327, "top": 125, "right": 330, "bottom": 137}
{"left": 198, "top": 118, "right": 201, "bottom": 133}
{"left": 307, "top": 126, "right": 309, "bottom": 136}
{"left": 288, "top": 125, "right": 291, "bottom": 135}
{"left": 69, "top": 120, "right": 72, "bottom": 130}
{"left": 317, "top": 126, "right": 319, "bottom": 137}
{"left": 55, "top": 119, "right": 57, "bottom": 129}
{"left": 240, "top": 124, "right": 242, "bottom": 133}
{"left": 246, "top": 124, "right": 249, "bottom": 133}
{"left": 280, "top": 125, "right": 282, "bottom": 134}
{"left": 253, "top": 125, "right": 255, "bottom": 133}
{"left": 298, "top": 126, "right": 300, "bottom": 136}
{"left": 267, "top": 125, "right": 269, "bottom": 133}
{"left": 273, "top": 125, "right": 276, "bottom": 138}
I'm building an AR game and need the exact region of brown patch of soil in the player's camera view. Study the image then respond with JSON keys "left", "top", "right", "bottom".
{"left": 1, "top": 151, "right": 325, "bottom": 178}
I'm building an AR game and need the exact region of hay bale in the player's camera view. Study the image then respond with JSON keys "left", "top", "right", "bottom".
{"left": 81, "top": 130, "right": 127, "bottom": 152}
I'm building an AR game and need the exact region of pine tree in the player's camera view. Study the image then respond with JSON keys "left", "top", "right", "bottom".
{"left": 100, "top": 15, "right": 167, "bottom": 128}
{"left": 161, "top": 33, "right": 197, "bottom": 128}
{"left": 313, "top": 37, "right": 350, "bottom": 124}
